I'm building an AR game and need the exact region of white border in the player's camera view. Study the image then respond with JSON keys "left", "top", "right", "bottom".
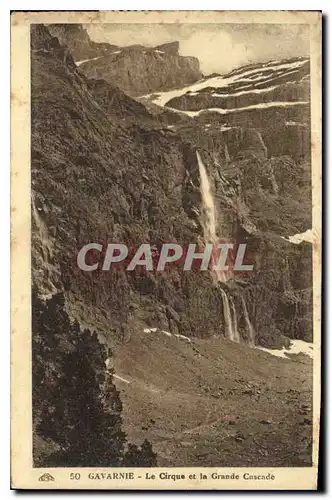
{"left": 4, "top": 2, "right": 328, "bottom": 498}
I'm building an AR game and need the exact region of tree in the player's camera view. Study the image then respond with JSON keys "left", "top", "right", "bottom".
{"left": 123, "top": 440, "right": 157, "bottom": 467}
{"left": 32, "top": 290, "right": 156, "bottom": 467}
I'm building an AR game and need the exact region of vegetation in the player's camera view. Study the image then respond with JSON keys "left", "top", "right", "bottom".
{"left": 32, "top": 290, "right": 157, "bottom": 467}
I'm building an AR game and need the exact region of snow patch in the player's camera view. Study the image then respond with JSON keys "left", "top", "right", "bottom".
{"left": 211, "top": 85, "right": 279, "bottom": 98}
{"left": 285, "top": 120, "right": 307, "bottom": 127}
{"left": 287, "top": 229, "right": 318, "bottom": 245}
{"left": 143, "top": 328, "right": 191, "bottom": 342}
{"left": 245, "top": 69, "right": 301, "bottom": 88}
{"left": 143, "top": 327, "right": 157, "bottom": 333}
{"left": 142, "top": 58, "right": 308, "bottom": 107}
{"left": 174, "top": 333, "right": 192, "bottom": 343}
{"left": 161, "top": 330, "right": 173, "bottom": 337}
{"left": 225, "top": 60, "right": 307, "bottom": 82}
{"left": 171, "top": 101, "right": 309, "bottom": 118}
{"left": 113, "top": 374, "right": 131, "bottom": 384}
{"left": 105, "top": 357, "right": 113, "bottom": 370}
{"left": 76, "top": 56, "right": 103, "bottom": 66}
{"left": 257, "top": 339, "right": 314, "bottom": 360}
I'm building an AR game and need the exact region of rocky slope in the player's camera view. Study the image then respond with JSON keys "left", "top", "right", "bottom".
{"left": 114, "top": 329, "right": 312, "bottom": 466}
{"left": 31, "top": 24, "right": 312, "bottom": 349}
{"left": 47, "top": 24, "right": 202, "bottom": 96}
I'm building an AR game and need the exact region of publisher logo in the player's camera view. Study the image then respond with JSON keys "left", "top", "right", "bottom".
{"left": 38, "top": 473, "right": 55, "bottom": 482}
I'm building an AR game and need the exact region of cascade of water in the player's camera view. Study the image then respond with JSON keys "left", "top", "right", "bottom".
{"left": 219, "top": 290, "right": 239, "bottom": 343}
{"left": 220, "top": 289, "right": 234, "bottom": 340}
{"left": 224, "top": 143, "right": 231, "bottom": 163}
{"left": 196, "top": 150, "right": 242, "bottom": 344}
{"left": 241, "top": 296, "right": 255, "bottom": 346}
{"left": 196, "top": 151, "right": 227, "bottom": 283}
{"left": 196, "top": 151, "right": 217, "bottom": 245}
{"left": 230, "top": 297, "right": 240, "bottom": 343}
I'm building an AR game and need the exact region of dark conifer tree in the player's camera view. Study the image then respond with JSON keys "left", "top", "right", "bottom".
{"left": 32, "top": 290, "right": 156, "bottom": 467}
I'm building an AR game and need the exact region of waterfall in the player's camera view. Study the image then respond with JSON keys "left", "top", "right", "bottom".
{"left": 230, "top": 297, "right": 240, "bottom": 343}
{"left": 197, "top": 150, "right": 243, "bottom": 344}
{"left": 241, "top": 296, "right": 255, "bottom": 346}
{"left": 196, "top": 151, "right": 217, "bottom": 245}
{"left": 224, "top": 143, "right": 231, "bottom": 163}
{"left": 220, "top": 289, "right": 239, "bottom": 342}
{"left": 196, "top": 151, "right": 227, "bottom": 283}
{"left": 220, "top": 289, "right": 233, "bottom": 340}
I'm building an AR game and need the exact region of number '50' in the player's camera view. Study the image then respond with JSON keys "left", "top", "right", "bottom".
{"left": 70, "top": 473, "right": 81, "bottom": 480}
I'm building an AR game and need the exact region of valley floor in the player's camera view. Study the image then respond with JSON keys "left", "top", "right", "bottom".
{"left": 114, "top": 331, "right": 313, "bottom": 467}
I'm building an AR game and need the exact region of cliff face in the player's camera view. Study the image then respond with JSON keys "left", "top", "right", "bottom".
{"left": 31, "top": 25, "right": 222, "bottom": 343}
{"left": 46, "top": 23, "right": 118, "bottom": 60}
{"left": 47, "top": 25, "right": 202, "bottom": 96}
{"left": 31, "top": 25, "right": 312, "bottom": 349}
{"left": 149, "top": 56, "right": 312, "bottom": 345}
{"left": 141, "top": 56, "right": 311, "bottom": 161}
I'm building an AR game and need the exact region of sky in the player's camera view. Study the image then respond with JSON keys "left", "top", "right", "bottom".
{"left": 86, "top": 23, "right": 310, "bottom": 75}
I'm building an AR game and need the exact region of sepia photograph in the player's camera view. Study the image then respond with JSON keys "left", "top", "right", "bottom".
{"left": 10, "top": 10, "right": 321, "bottom": 490}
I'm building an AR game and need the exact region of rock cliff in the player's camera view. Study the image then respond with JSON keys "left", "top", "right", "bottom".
{"left": 47, "top": 24, "right": 202, "bottom": 96}
{"left": 31, "top": 24, "right": 312, "bottom": 350}
{"left": 46, "top": 23, "right": 118, "bottom": 60}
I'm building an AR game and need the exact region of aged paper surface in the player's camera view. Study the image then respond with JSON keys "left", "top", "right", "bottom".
{"left": 11, "top": 11, "right": 321, "bottom": 490}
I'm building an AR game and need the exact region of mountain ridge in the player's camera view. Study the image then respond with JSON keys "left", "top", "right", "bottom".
{"left": 47, "top": 24, "right": 202, "bottom": 96}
